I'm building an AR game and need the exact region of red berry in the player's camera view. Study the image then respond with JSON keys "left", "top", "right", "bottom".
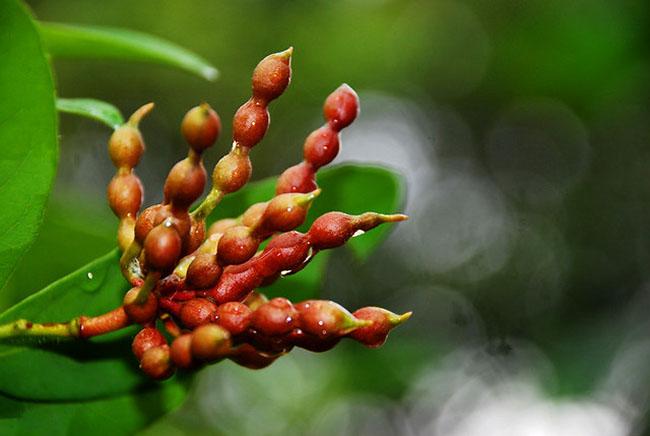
{"left": 215, "top": 302, "right": 252, "bottom": 336}
{"left": 295, "top": 300, "right": 367, "bottom": 340}
{"left": 123, "top": 287, "right": 158, "bottom": 324}
{"left": 132, "top": 327, "right": 166, "bottom": 360}
{"left": 250, "top": 297, "right": 298, "bottom": 336}
{"left": 303, "top": 126, "right": 340, "bottom": 169}
{"left": 186, "top": 253, "right": 222, "bottom": 289}
{"left": 229, "top": 343, "right": 279, "bottom": 369}
{"left": 207, "top": 218, "right": 239, "bottom": 236}
{"left": 350, "top": 307, "right": 411, "bottom": 348}
{"left": 170, "top": 334, "right": 194, "bottom": 369}
{"left": 108, "top": 125, "right": 144, "bottom": 169}
{"left": 323, "top": 84, "right": 359, "bottom": 131}
{"left": 107, "top": 173, "right": 143, "bottom": 218}
{"left": 140, "top": 345, "right": 174, "bottom": 380}
{"left": 143, "top": 223, "right": 182, "bottom": 272}
{"left": 275, "top": 162, "right": 317, "bottom": 195}
{"left": 191, "top": 324, "right": 232, "bottom": 362}
{"left": 232, "top": 99, "right": 269, "bottom": 149}
{"left": 212, "top": 150, "right": 252, "bottom": 193}
{"left": 217, "top": 226, "right": 259, "bottom": 265}
{"left": 251, "top": 47, "right": 293, "bottom": 102}
{"left": 163, "top": 159, "right": 207, "bottom": 210}
{"left": 181, "top": 103, "right": 221, "bottom": 153}
{"left": 179, "top": 298, "right": 218, "bottom": 329}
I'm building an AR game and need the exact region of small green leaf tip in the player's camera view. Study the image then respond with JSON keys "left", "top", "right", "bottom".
{"left": 296, "top": 188, "right": 321, "bottom": 207}
{"left": 390, "top": 311, "right": 413, "bottom": 326}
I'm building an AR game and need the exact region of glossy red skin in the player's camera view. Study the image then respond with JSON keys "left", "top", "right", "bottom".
{"left": 287, "top": 328, "right": 340, "bottom": 353}
{"left": 215, "top": 302, "right": 252, "bottom": 336}
{"left": 163, "top": 159, "right": 207, "bottom": 210}
{"left": 232, "top": 98, "right": 269, "bottom": 149}
{"left": 107, "top": 173, "right": 143, "bottom": 218}
{"left": 154, "top": 274, "right": 184, "bottom": 296}
{"left": 170, "top": 334, "right": 194, "bottom": 369}
{"left": 245, "top": 329, "right": 293, "bottom": 354}
{"left": 78, "top": 307, "right": 130, "bottom": 339}
{"left": 123, "top": 287, "right": 158, "bottom": 324}
{"left": 303, "top": 126, "right": 340, "bottom": 170}
{"left": 350, "top": 307, "right": 393, "bottom": 348}
{"left": 275, "top": 162, "right": 317, "bottom": 195}
{"left": 250, "top": 298, "right": 298, "bottom": 336}
{"left": 241, "top": 202, "right": 268, "bottom": 228}
{"left": 140, "top": 345, "right": 174, "bottom": 380}
{"left": 208, "top": 218, "right": 239, "bottom": 236}
{"left": 179, "top": 298, "right": 218, "bottom": 329}
{"left": 229, "top": 343, "right": 279, "bottom": 369}
{"left": 323, "top": 84, "right": 359, "bottom": 131}
{"left": 186, "top": 253, "right": 222, "bottom": 289}
{"left": 252, "top": 54, "right": 292, "bottom": 102}
{"left": 294, "top": 300, "right": 353, "bottom": 339}
{"left": 307, "top": 212, "right": 355, "bottom": 250}
{"left": 217, "top": 226, "right": 260, "bottom": 266}
{"left": 132, "top": 327, "right": 167, "bottom": 360}
{"left": 208, "top": 232, "right": 310, "bottom": 303}
{"left": 108, "top": 125, "right": 144, "bottom": 168}
{"left": 143, "top": 225, "right": 182, "bottom": 272}
{"left": 181, "top": 105, "right": 221, "bottom": 153}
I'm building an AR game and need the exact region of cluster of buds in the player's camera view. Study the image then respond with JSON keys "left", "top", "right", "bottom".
{"left": 2, "top": 48, "right": 410, "bottom": 380}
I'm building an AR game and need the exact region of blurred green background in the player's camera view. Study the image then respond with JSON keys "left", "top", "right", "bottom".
{"left": 8, "top": 0, "right": 650, "bottom": 434}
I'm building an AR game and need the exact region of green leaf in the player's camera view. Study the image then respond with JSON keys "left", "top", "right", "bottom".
{"left": 0, "top": 1, "right": 58, "bottom": 290}
{"left": 39, "top": 22, "right": 219, "bottom": 81}
{"left": 0, "top": 382, "right": 186, "bottom": 435}
{"left": 0, "top": 164, "right": 403, "bottom": 401}
{"left": 56, "top": 98, "right": 124, "bottom": 129}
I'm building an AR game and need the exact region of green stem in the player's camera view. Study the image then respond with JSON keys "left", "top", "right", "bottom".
{"left": 191, "top": 187, "right": 224, "bottom": 221}
{"left": 120, "top": 240, "right": 144, "bottom": 285}
{"left": 134, "top": 272, "right": 159, "bottom": 304}
{"left": 0, "top": 318, "right": 80, "bottom": 340}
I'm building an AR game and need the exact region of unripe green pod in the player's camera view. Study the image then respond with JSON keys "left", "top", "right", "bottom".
{"left": 323, "top": 84, "right": 359, "bottom": 131}
{"left": 251, "top": 47, "right": 293, "bottom": 102}
{"left": 186, "top": 253, "right": 222, "bottom": 289}
{"left": 163, "top": 158, "right": 207, "bottom": 210}
{"left": 250, "top": 297, "right": 298, "bottom": 336}
{"left": 349, "top": 307, "right": 411, "bottom": 348}
{"left": 295, "top": 300, "right": 369, "bottom": 340}
{"left": 108, "top": 125, "right": 145, "bottom": 169}
{"left": 275, "top": 162, "right": 317, "bottom": 195}
{"left": 217, "top": 225, "right": 259, "bottom": 265}
{"left": 191, "top": 324, "right": 232, "bottom": 362}
{"left": 181, "top": 103, "right": 221, "bottom": 153}
{"left": 123, "top": 287, "right": 158, "bottom": 324}
{"left": 107, "top": 173, "right": 143, "bottom": 218}
{"left": 140, "top": 345, "right": 174, "bottom": 380}
{"left": 215, "top": 302, "right": 252, "bottom": 336}
{"left": 143, "top": 222, "right": 182, "bottom": 272}
{"left": 132, "top": 327, "right": 167, "bottom": 360}
{"left": 170, "top": 334, "right": 194, "bottom": 369}
{"left": 212, "top": 149, "right": 252, "bottom": 193}
{"left": 179, "top": 298, "right": 218, "bottom": 329}
{"left": 232, "top": 98, "right": 269, "bottom": 149}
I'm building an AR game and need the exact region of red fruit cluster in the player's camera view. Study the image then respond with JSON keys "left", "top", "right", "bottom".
{"left": 59, "top": 48, "right": 410, "bottom": 380}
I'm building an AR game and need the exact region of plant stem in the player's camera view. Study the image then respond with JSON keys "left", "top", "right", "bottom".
{"left": 0, "top": 318, "right": 80, "bottom": 339}
{"left": 191, "top": 187, "right": 224, "bottom": 221}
